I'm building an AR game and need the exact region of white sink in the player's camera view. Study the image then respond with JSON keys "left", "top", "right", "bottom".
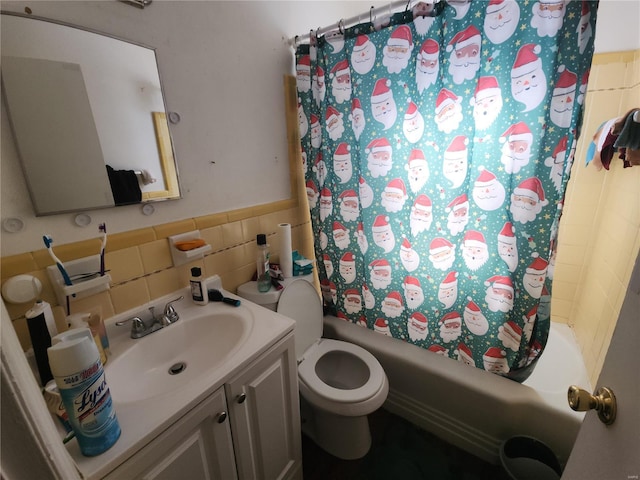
{"left": 105, "top": 309, "right": 253, "bottom": 404}
{"left": 68, "top": 279, "right": 296, "bottom": 480}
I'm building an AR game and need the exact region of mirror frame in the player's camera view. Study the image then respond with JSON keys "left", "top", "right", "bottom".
{"left": 0, "top": 10, "right": 181, "bottom": 214}
{"left": 149, "top": 111, "right": 180, "bottom": 200}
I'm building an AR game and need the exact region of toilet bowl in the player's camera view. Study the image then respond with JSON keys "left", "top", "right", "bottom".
{"left": 237, "top": 277, "right": 389, "bottom": 459}
{"left": 298, "top": 338, "right": 388, "bottom": 417}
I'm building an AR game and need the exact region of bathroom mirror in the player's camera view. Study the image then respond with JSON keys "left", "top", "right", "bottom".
{"left": 0, "top": 12, "right": 181, "bottom": 216}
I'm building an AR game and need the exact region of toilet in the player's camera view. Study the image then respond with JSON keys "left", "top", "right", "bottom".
{"left": 237, "top": 277, "right": 389, "bottom": 460}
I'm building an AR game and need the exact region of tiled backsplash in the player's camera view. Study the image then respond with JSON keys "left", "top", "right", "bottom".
{"left": 2, "top": 201, "right": 314, "bottom": 351}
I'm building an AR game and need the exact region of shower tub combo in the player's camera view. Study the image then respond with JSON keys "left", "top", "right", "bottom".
{"left": 323, "top": 316, "right": 590, "bottom": 466}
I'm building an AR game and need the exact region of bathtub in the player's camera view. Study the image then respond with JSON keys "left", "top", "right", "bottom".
{"left": 323, "top": 316, "right": 590, "bottom": 466}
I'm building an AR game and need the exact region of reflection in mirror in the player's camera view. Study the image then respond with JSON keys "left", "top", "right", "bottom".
{"left": 0, "top": 12, "right": 181, "bottom": 216}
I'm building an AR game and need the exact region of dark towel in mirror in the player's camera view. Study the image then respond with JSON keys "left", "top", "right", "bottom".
{"left": 106, "top": 165, "right": 142, "bottom": 205}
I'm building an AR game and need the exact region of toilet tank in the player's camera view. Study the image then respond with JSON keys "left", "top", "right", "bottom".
{"left": 237, "top": 274, "right": 315, "bottom": 311}
{"left": 236, "top": 281, "right": 280, "bottom": 311}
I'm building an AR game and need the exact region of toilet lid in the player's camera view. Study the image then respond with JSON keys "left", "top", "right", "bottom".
{"left": 277, "top": 279, "right": 323, "bottom": 361}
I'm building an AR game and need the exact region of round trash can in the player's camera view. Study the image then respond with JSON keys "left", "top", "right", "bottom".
{"left": 499, "top": 436, "right": 562, "bottom": 480}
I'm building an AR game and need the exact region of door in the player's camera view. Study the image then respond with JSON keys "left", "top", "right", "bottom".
{"left": 563, "top": 252, "right": 640, "bottom": 478}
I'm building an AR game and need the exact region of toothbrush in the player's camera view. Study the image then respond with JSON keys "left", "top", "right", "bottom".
{"left": 43, "top": 235, "right": 73, "bottom": 286}
{"left": 98, "top": 223, "right": 107, "bottom": 276}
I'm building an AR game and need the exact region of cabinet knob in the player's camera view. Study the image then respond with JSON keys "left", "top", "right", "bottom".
{"left": 216, "top": 411, "right": 227, "bottom": 424}
{"left": 236, "top": 393, "right": 247, "bottom": 404}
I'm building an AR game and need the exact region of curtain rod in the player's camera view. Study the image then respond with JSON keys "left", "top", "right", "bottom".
{"left": 289, "top": 0, "right": 442, "bottom": 48}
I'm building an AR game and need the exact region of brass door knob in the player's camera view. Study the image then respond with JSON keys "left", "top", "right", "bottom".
{"left": 567, "top": 385, "right": 617, "bottom": 425}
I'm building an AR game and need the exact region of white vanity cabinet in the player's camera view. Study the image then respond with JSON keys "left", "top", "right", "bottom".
{"left": 103, "top": 333, "right": 301, "bottom": 480}
{"left": 104, "top": 387, "right": 236, "bottom": 479}
{"left": 226, "top": 334, "right": 301, "bottom": 480}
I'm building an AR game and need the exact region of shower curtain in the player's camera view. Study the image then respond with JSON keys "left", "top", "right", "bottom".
{"left": 295, "top": 0, "right": 597, "bottom": 381}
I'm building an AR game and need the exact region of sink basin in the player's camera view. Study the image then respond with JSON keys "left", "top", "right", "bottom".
{"left": 105, "top": 310, "right": 253, "bottom": 404}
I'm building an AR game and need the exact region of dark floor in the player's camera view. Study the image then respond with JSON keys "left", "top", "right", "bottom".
{"left": 302, "top": 408, "right": 511, "bottom": 480}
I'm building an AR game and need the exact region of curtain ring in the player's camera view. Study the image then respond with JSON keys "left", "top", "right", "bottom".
{"left": 338, "top": 19, "right": 345, "bottom": 35}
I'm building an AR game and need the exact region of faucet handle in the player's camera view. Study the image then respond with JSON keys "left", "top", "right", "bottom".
{"left": 163, "top": 296, "right": 184, "bottom": 323}
{"left": 131, "top": 317, "right": 146, "bottom": 336}
{"left": 115, "top": 316, "right": 147, "bottom": 338}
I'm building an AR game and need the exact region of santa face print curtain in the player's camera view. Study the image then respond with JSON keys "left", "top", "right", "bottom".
{"left": 296, "top": 0, "right": 597, "bottom": 381}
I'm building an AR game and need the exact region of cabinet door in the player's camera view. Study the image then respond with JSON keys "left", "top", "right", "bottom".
{"left": 104, "top": 388, "right": 237, "bottom": 480}
{"left": 226, "top": 334, "right": 302, "bottom": 480}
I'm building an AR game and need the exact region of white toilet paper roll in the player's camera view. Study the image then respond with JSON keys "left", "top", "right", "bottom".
{"left": 279, "top": 223, "right": 293, "bottom": 278}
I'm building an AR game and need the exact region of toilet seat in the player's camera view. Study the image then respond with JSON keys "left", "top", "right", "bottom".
{"left": 276, "top": 278, "right": 388, "bottom": 417}
{"left": 298, "top": 338, "right": 386, "bottom": 404}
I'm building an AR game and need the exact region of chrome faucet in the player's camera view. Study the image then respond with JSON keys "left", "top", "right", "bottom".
{"left": 116, "top": 296, "right": 184, "bottom": 339}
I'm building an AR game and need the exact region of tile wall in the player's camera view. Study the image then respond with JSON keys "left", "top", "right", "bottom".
{"left": 551, "top": 50, "right": 640, "bottom": 385}
{"left": 1, "top": 200, "right": 315, "bottom": 351}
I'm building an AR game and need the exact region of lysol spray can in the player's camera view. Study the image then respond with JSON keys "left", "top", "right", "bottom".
{"left": 47, "top": 328, "right": 121, "bottom": 456}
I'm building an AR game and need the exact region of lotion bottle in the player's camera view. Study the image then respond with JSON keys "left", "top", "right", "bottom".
{"left": 190, "top": 267, "right": 208, "bottom": 305}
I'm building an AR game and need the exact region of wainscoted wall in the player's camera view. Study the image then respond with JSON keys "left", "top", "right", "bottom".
{"left": 552, "top": 50, "right": 640, "bottom": 386}
{"left": 1, "top": 75, "right": 313, "bottom": 351}
{"left": 2, "top": 202, "right": 314, "bottom": 351}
